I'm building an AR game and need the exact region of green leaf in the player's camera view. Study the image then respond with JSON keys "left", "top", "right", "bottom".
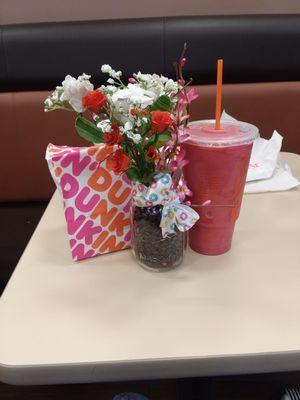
{"left": 150, "top": 94, "right": 171, "bottom": 111}
{"left": 126, "top": 167, "right": 141, "bottom": 182}
{"left": 75, "top": 116, "right": 104, "bottom": 143}
{"left": 141, "top": 171, "right": 158, "bottom": 185}
{"left": 145, "top": 133, "right": 158, "bottom": 149}
{"left": 140, "top": 121, "right": 151, "bottom": 137}
{"left": 156, "top": 131, "right": 172, "bottom": 147}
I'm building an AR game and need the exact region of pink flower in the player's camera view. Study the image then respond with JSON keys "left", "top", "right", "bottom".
{"left": 178, "top": 88, "right": 199, "bottom": 105}
{"left": 180, "top": 58, "right": 186, "bottom": 67}
{"left": 187, "top": 87, "right": 199, "bottom": 103}
{"left": 177, "top": 176, "right": 193, "bottom": 201}
{"left": 178, "top": 127, "right": 190, "bottom": 143}
{"left": 169, "top": 148, "right": 189, "bottom": 172}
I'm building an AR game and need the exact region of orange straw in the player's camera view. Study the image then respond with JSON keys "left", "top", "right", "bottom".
{"left": 214, "top": 59, "right": 223, "bottom": 130}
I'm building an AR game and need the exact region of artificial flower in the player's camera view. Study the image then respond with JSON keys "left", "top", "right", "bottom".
{"left": 97, "top": 119, "right": 111, "bottom": 132}
{"left": 103, "top": 124, "right": 123, "bottom": 145}
{"left": 130, "top": 108, "right": 138, "bottom": 116}
{"left": 146, "top": 146, "right": 158, "bottom": 161}
{"left": 126, "top": 131, "right": 142, "bottom": 144}
{"left": 112, "top": 84, "right": 155, "bottom": 109}
{"left": 82, "top": 90, "right": 106, "bottom": 113}
{"left": 151, "top": 110, "right": 172, "bottom": 133}
{"left": 107, "top": 149, "right": 130, "bottom": 174}
{"left": 60, "top": 74, "right": 94, "bottom": 113}
{"left": 169, "top": 148, "right": 189, "bottom": 171}
{"left": 178, "top": 87, "right": 199, "bottom": 105}
{"left": 101, "top": 64, "right": 122, "bottom": 79}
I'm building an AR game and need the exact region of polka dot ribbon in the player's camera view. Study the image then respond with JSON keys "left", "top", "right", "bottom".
{"left": 132, "top": 173, "right": 199, "bottom": 238}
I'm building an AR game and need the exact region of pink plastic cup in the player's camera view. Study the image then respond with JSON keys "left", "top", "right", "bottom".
{"left": 184, "top": 119, "right": 259, "bottom": 255}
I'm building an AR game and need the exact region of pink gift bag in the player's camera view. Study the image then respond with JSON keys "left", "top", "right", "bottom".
{"left": 46, "top": 143, "right": 132, "bottom": 261}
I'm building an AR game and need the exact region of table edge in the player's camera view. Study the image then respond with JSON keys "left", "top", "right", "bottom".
{"left": 1, "top": 350, "right": 300, "bottom": 385}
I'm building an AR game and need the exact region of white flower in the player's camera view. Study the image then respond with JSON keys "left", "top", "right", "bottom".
{"left": 114, "top": 70, "right": 122, "bottom": 78}
{"left": 159, "top": 75, "right": 169, "bottom": 84}
{"left": 126, "top": 131, "right": 142, "bottom": 144}
{"left": 60, "top": 74, "right": 94, "bottom": 113}
{"left": 97, "top": 119, "right": 111, "bottom": 132}
{"left": 124, "top": 121, "right": 133, "bottom": 131}
{"left": 101, "top": 84, "right": 118, "bottom": 94}
{"left": 112, "top": 84, "right": 155, "bottom": 108}
{"left": 44, "top": 98, "right": 53, "bottom": 108}
{"left": 44, "top": 85, "right": 65, "bottom": 111}
{"left": 101, "top": 64, "right": 112, "bottom": 74}
{"left": 133, "top": 72, "right": 178, "bottom": 99}
{"left": 79, "top": 73, "right": 91, "bottom": 81}
{"left": 165, "top": 79, "right": 179, "bottom": 93}
{"left": 101, "top": 64, "right": 122, "bottom": 79}
{"left": 107, "top": 78, "right": 114, "bottom": 84}
{"left": 44, "top": 98, "right": 54, "bottom": 111}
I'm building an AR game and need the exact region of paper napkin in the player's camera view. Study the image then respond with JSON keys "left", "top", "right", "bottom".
{"left": 221, "top": 111, "right": 300, "bottom": 193}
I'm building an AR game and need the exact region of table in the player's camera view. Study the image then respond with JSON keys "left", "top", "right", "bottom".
{"left": 0, "top": 153, "right": 300, "bottom": 385}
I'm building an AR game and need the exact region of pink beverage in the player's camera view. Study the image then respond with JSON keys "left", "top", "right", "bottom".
{"left": 184, "top": 120, "right": 259, "bottom": 255}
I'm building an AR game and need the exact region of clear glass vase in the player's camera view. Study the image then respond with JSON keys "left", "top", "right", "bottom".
{"left": 131, "top": 204, "right": 185, "bottom": 272}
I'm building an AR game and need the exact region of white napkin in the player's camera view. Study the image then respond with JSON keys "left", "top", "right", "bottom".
{"left": 245, "top": 159, "right": 300, "bottom": 193}
{"left": 246, "top": 130, "right": 282, "bottom": 182}
{"left": 221, "top": 111, "right": 300, "bottom": 193}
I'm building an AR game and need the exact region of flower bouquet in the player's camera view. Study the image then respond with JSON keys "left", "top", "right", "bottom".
{"left": 45, "top": 46, "right": 199, "bottom": 271}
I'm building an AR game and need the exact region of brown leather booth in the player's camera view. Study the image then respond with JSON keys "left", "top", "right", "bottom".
{"left": 1, "top": 82, "right": 300, "bottom": 202}
{"left": 1, "top": 15, "right": 300, "bottom": 291}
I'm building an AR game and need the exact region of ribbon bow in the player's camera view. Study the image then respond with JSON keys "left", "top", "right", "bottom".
{"left": 132, "top": 174, "right": 199, "bottom": 238}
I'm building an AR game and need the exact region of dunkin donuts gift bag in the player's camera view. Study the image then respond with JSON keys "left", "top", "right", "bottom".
{"left": 46, "top": 143, "right": 132, "bottom": 261}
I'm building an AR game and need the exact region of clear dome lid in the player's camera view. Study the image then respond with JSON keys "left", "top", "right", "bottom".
{"left": 186, "top": 119, "right": 259, "bottom": 147}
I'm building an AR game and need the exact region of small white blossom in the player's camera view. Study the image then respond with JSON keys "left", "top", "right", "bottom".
{"left": 44, "top": 98, "right": 53, "bottom": 107}
{"left": 101, "top": 64, "right": 112, "bottom": 74}
{"left": 97, "top": 119, "right": 111, "bottom": 132}
{"left": 79, "top": 73, "right": 91, "bottom": 81}
{"left": 124, "top": 121, "right": 133, "bottom": 131}
{"left": 93, "top": 114, "right": 100, "bottom": 122}
{"left": 101, "top": 64, "right": 122, "bottom": 79}
{"left": 114, "top": 70, "right": 122, "bottom": 78}
{"left": 44, "top": 85, "right": 65, "bottom": 111}
{"left": 165, "top": 79, "right": 179, "bottom": 93}
{"left": 112, "top": 84, "right": 155, "bottom": 108}
{"left": 101, "top": 84, "right": 118, "bottom": 94}
{"left": 107, "top": 78, "right": 114, "bottom": 84}
{"left": 126, "top": 131, "right": 142, "bottom": 144}
{"left": 60, "top": 74, "right": 94, "bottom": 113}
{"left": 159, "top": 75, "right": 169, "bottom": 84}
{"left": 44, "top": 98, "right": 54, "bottom": 111}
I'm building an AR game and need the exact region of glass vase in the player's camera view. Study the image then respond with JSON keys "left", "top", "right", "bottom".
{"left": 131, "top": 204, "right": 185, "bottom": 272}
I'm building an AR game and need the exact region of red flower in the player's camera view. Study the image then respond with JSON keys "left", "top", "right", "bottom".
{"left": 151, "top": 110, "right": 172, "bottom": 133}
{"left": 82, "top": 90, "right": 106, "bottom": 112}
{"left": 103, "top": 124, "right": 123, "bottom": 145}
{"left": 107, "top": 149, "right": 130, "bottom": 174}
{"left": 146, "top": 145, "right": 158, "bottom": 161}
{"left": 130, "top": 108, "right": 138, "bottom": 116}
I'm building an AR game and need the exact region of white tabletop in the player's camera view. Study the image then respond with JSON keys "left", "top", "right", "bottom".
{"left": 1, "top": 152, "right": 300, "bottom": 385}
